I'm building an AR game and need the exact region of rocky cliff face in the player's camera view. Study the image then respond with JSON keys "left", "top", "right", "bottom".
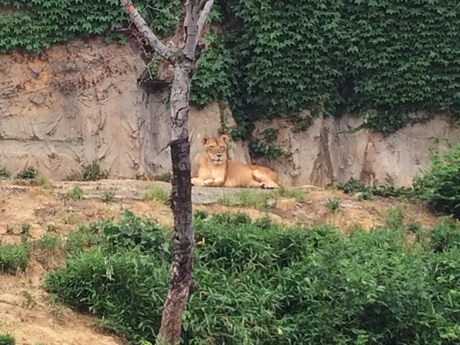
{"left": 252, "top": 114, "right": 460, "bottom": 187}
{"left": 1, "top": 38, "right": 458, "bottom": 187}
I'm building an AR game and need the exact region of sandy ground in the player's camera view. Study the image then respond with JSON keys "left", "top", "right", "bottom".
{"left": 0, "top": 179, "right": 439, "bottom": 345}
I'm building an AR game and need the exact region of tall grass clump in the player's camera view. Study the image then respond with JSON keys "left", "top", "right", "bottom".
{"left": 45, "top": 210, "right": 460, "bottom": 344}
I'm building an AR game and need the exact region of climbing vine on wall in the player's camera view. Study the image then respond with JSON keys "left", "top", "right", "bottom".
{"left": 1, "top": 0, "right": 460, "bottom": 138}
{"left": 211, "top": 0, "right": 460, "bottom": 138}
{"left": 0, "top": 0, "right": 181, "bottom": 52}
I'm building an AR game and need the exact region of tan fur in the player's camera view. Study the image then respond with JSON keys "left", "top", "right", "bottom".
{"left": 191, "top": 134, "right": 280, "bottom": 189}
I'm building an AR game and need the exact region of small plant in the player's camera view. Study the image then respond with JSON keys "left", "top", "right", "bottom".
{"left": 82, "top": 160, "right": 108, "bottom": 181}
{"left": 154, "top": 172, "right": 172, "bottom": 183}
{"left": 21, "top": 290, "right": 36, "bottom": 308}
{"left": 0, "top": 243, "right": 30, "bottom": 274}
{"left": 384, "top": 207, "right": 405, "bottom": 228}
{"left": 0, "top": 167, "right": 10, "bottom": 180}
{"left": 145, "top": 184, "right": 170, "bottom": 205}
{"left": 15, "top": 166, "right": 37, "bottom": 180}
{"left": 21, "top": 223, "right": 30, "bottom": 235}
{"left": 0, "top": 333, "right": 15, "bottom": 345}
{"left": 40, "top": 234, "right": 61, "bottom": 251}
{"left": 66, "top": 161, "right": 109, "bottom": 181}
{"left": 326, "top": 197, "right": 340, "bottom": 212}
{"left": 99, "top": 191, "right": 115, "bottom": 203}
{"left": 64, "top": 186, "right": 84, "bottom": 200}
{"left": 5, "top": 225, "right": 13, "bottom": 234}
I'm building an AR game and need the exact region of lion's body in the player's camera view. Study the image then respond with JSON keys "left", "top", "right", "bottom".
{"left": 191, "top": 134, "right": 280, "bottom": 189}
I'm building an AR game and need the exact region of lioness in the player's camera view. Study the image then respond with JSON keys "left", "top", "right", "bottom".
{"left": 191, "top": 134, "right": 280, "bottom": 189}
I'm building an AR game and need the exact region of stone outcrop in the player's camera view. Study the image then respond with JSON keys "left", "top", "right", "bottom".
{"left": 1, "top": 37, "right": 459, "bottom": 187}
{"left": 252, "top": 114, "right": 460, "bottom": 187}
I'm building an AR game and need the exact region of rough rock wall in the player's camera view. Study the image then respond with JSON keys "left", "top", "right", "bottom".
{"left": 1, "top": 38, "right": 459, "bottom": 187}
{"left": 253, "top": 114, "right": 460, "bottom": 187}
{"left": 0, "top": 38, "right": 248, "bottom": 180}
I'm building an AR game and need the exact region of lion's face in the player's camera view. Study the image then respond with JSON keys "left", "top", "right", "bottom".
{"left": 202, "top": 134, "right": 229, "bottom": 165}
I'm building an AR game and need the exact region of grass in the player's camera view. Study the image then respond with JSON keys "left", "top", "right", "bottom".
{"left": 0, "top": 242, "right": 30, "bottom": 274}
{"left": 39, "top": 234, "right": 61, "bottom": 251}
{"left": 217, "top": 187, "right": 307, "bottom": 209}
{"left": 0, "top": 167, "right": 10, "bottom": 180}
{"left": 64, "top": 186, "right": 84, "bottom": 200}
{"left": 145, "top": 184, "right": 170, "bottom": 205}
{"left": 326, "top": 197, "right": 340, "bottom": 212}
{"left": 0, "top": 333, "right": 15, "bottom": 345}
{"left": 99, "top": 190, "right": 115, "bottom": 203}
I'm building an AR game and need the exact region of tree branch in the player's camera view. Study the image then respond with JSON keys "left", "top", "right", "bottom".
{"left": 120, "top": 0, "right": 172, "bottom": 61}
{"left": 196, "top": 0, "right": 214, "bottom": 48}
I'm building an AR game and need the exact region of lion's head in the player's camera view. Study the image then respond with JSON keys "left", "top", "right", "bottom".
{"left": 202, "top": 134, "right": 229, "bottom": 165}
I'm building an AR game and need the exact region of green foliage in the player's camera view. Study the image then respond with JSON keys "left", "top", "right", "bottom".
{"left": 326, "top": 197, "right": 341, "bottom": 213}
{"left": 40, "top": 234, "right": 61, "bottom": 251}
{"left": 82, "top": 161, "right": 109, "bottom": 181}
{"left": 145, "top": 184, "right": 170, "bottom": 205}
{"left": 237, "top": 125, "right": 290, "bottom": 168}
{"left": 190, "top": 0, "right": 460, "bottom": 137}
{"left": 0, "top": 167, "right": 10, "bottom": 180}
{"left": 338, "top": 178, "right": 414, "bottom": 200}
{"left": 413, "top": 145, "right": 460, "bottom": 218}
{"left": 15, "top": 166, "right": 37, "bottom": 180}
{"left": 99, "top": 191, "right": 115, "bottom": 203}
{"left": 153, "top": 172, "right": 172, "bottom": 183}
{"left": 44, "top": 210, "right": 460, "bottom": 345}
{"left": 0, "top": 242, "right": 30, "bottom": 274}
{"left": 190, "top": 34, "right": 234, "bottom": 107}
{"left": 64, "top": 186, "right": 84, "bottom": 200}
{"left": 0, "top": 0, "right": 181, "bottom": 53}
{"left": 0, "top": 333, "right": 15, "bottom": 345}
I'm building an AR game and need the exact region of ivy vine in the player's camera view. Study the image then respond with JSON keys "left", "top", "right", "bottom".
{"left": 0, "top": 0, "right": 181, "bottom": 52}
{"left": 2, "top": 0, "right": 460, "bottom": 141}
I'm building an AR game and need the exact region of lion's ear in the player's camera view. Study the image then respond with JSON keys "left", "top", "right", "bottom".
{"left": 202, "top": 135, "right": 210, "bottom": 145}
{"left": 220, "top": 134, "right": 229, "bottom": 143}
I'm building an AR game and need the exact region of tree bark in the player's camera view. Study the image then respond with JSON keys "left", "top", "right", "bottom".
{"left": 119, "top": 0, "right": 214, "bottom": 344}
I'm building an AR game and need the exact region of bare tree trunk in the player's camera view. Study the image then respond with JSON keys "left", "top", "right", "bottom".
{"left": 156, "top": 60, "right": 195, "bottom": 344}
{"left": 119, "top": 1, "right": 214, "bottom": 344}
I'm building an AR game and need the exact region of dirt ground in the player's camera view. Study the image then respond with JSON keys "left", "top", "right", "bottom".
{"left": 0, "top": 179, "right": 440, "bottom": 345}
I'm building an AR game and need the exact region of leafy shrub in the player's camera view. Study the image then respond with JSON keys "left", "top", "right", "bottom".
{"left": 0, "top": 168, "right": 10, "bottom": 180}
{"left": 82, "top": 161, "right": 108, "bottom": 181}
{"left": 0, "top": 243, "right": 30, "bottom": 274}
{"left": 428, "top": 218, "right": 460, "bottom": 253}
{"left": 39, "top": 234, "right": 61, "bottom": 251}
{"left": 326, "top": 197, "right": 340, "bottom": 212}
{"left": 338, "top": 178, "right": 414, "bottom": 200}
{"left": 145, "top": 185, "right": 170, "bottom": 205}
{"left": 64, "top": 186, "right": 84, "bottom": 200}
{"left": 0, "top": 333, "right": 15, "bottom": 345}
{"left": 45, "top": 211, "right": 460, "bottom": 345}
{"left": 414, "top": 145, "right": 460, "bottom": 218}
{"left": 15, "top": 166, "right": 37, "bottom": 180}
{"left": 99, "top": 191, "right": 115, "bottom": 203}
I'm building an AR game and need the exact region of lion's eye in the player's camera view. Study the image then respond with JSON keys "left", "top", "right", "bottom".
{"left": 209, "top": 146, "right": 215, "bottom": 149}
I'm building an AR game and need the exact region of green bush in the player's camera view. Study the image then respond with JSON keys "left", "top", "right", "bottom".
{"left": 0, "top": 242, "right": 30, "bottom": 274}
{"left": 45, "top": 211, "right": 460, "bottom": 345}
{"left": 414, "top": 145, "right": 460, "bottom": 218}
{"left": 0, "top": 333, "right": 15, "bottom": 345}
